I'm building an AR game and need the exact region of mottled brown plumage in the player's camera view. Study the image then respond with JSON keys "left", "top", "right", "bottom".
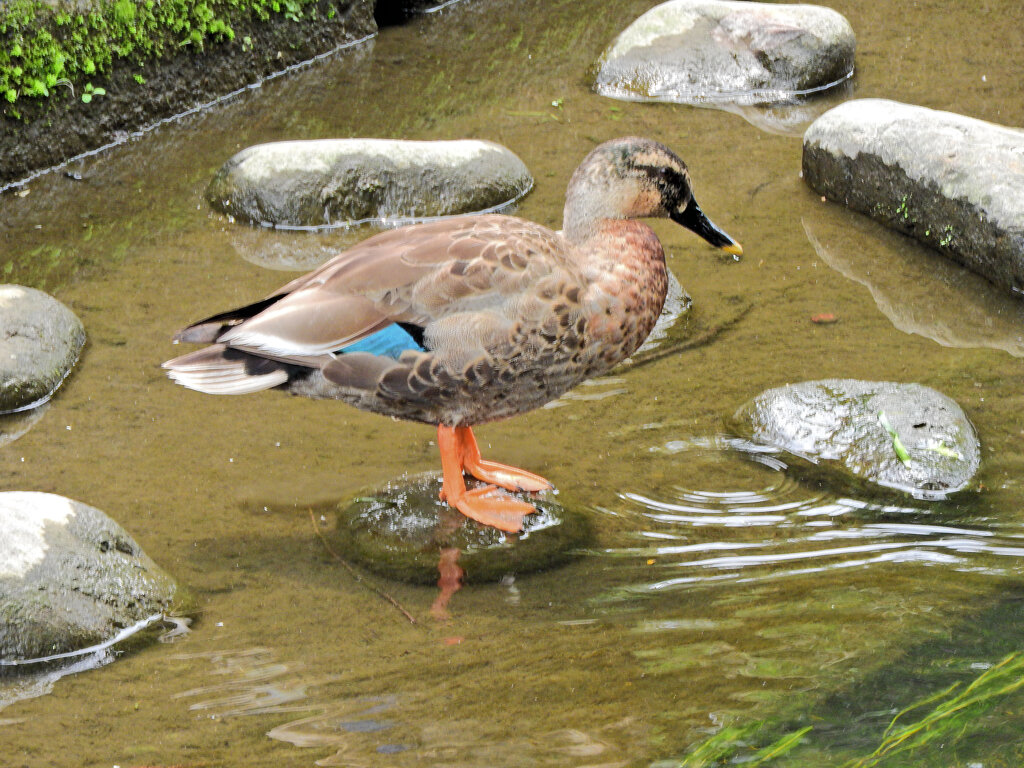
{"left": 164, "top": 136, "right": 741, "bottom": 531}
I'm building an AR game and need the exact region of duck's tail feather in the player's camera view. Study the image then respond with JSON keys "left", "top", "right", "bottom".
{"left": 172, "top": 296, "right": 283, "bottom": 343}
{"left": 163, "top": 344, "right": 289, "bottom": 395}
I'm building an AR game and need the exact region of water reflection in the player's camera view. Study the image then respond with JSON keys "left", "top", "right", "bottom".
{"left": 715, "top": 77, "right": 855, "bottom": 137}
{"left": 0, "top": 403, "right": 48, "bottom": 447}
{"left": 175, "top": 647, "right": 642, "bottom": 767}
{"left": 0, "top": 612, "right": 179, "bottom": 714}
{"left": 803, "top": 214, "right": 1024, "bottom": 357}
{"left": 226, "top": 222, "right": 371, "bottom": 271}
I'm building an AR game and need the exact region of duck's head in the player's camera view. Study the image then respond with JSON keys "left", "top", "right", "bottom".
{"left": 563, "top": 136, "right": 742, "bottom": 257}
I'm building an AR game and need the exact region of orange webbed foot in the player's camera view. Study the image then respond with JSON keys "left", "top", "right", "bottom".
{"left": 437, "top": 424, "right": 548, "bottom": 533}
{"left": 440, "top": 484, "right": 537, "bottom": 533}
{"left": 456, "top": 426, "right": 553, "bottom": 493}
{"left": 463, "top": 458, "right": 553, "bottom": 494}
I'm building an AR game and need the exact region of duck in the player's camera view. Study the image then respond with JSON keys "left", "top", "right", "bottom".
{"left": 163, "top": 136, "right": 741, "bottom": 533}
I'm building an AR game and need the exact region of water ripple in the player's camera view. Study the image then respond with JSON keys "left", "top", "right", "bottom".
{"left": 593, "top": 435, "right": 1024, "bottom": 598}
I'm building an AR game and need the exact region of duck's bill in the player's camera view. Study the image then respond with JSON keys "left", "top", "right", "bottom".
{"left": 672, "top": 198, "right": 743, "bottom": 257}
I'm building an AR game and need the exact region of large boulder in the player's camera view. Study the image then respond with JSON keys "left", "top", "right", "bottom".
{"left": 207, "top": 138, "right": 534, "bottom": 229}
{"left": 1, "top": 492, "right": 180, "bottom": 662}
{"left": 0, "top": 285, "right": 86, "bottom": 414}
{"left": 802, "top": 99, "right": 1024, "bottom": 298}
{"left": 731, "top": 380, "right": 980, "bottom": 500}
{"left": 594, "top": 0, "right": 855, "bottom": 106}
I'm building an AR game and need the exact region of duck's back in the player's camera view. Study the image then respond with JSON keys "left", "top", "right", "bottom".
{"left": 287, "top": 216, "right": 669, "bottom": 426}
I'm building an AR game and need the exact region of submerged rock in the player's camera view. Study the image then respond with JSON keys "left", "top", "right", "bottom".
{"left": 333, "top": 475, "right": 590, "bottom": 585}
{"left": 594, "top": 0, "right": 855, "bottom": 106}
{"left": 731, "top": 380, "right": 980, "bottom": 499}
{"left": 0, "top": 285, "right": 86, "bottom": 414}
{"left": 207, "top": 138, "right": 534, "bottom": 229}
{"left": 802, "top": 99, "right": 1024, "bottom": 298}
{"left": 1, "top": 493, "right": 180, "bottom": 662}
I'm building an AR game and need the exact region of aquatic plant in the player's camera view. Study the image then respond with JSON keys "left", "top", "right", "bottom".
{"left": 843, "top": 652, "right": 1024, "bottom": 768}
{"left": 664, "top": 652, "right": 1024, "bottom": 767}
{"left": 655, "top": 722, "right": 812, "bottom": 768}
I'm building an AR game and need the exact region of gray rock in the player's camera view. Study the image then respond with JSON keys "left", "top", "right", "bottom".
{"left": 0, "top": 285, "right": 86, "bottom": 414}
{"left": 731, "top": 380, "right": 980, "bottom": 499}
{"left": 207, "top": 139, "right": 534, "bottom": 229}
{"left": 802, "top": 99, "right": 1024, "bottom": 298}
{"left": 594, "top": 0, "right": 855, "bottom": 106}
{"left": 0, "top": 492, "right": 179, "bottom": 662}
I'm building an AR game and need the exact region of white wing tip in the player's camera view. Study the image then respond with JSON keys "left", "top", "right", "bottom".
{"left": 165, "top": 365, "right": 289, "bottom": 395}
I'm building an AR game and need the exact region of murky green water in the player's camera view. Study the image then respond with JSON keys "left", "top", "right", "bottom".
{"left": 2, "top": 0, "right": 1024, "bottom": 765}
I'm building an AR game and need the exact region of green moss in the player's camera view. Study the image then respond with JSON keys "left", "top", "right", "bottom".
{"left": 0, "top": 0, "right": 328, "bottom": 112}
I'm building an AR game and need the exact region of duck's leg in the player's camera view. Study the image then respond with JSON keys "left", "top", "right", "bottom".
{"left": 455, "top": 426, "right": 553, "bottom": 492}
{"left": 437, "top": 425, "right": 538, "bottom": 532}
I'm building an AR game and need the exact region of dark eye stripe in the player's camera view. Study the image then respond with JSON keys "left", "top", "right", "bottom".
{"left": 637, "top": 164, "right": 688, "bottom": 202}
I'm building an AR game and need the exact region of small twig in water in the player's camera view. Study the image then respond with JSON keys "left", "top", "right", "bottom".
{"left": 308, "top": 508, "right": 417, "bottom": 624}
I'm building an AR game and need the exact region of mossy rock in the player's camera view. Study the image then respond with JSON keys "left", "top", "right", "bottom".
{"left": 207, "top": 138, "right": 534, "bottom": 229}
{"left": 1, "top": 492, "right": 183, "bottom": 663}
{"left": 333, "top": 475, "right": 591, "bottom": 585}
{"left": 594, "top": 0, "right": 855, "bottom": 106}
{"left": 802, "top": 99, "right": 1024, "bottom": 297}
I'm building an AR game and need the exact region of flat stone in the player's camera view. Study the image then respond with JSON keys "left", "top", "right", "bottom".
{"left": 207, "top": 138, "right": 534, "bottom": 229}
{"left": 594, "top": 0, "right": 855, "bottom": 106}
{"left": 0, "top": 285, "right": 86, "bottom": 414}
{"left": 731, "top": 380, "right": 980, "bottom": 499}
{"left": 332, "top": 475, "right": 590, "bottom": 585}
{"left": 802, "top": 99, "right": 1024, "bottom": 298}
{"left": 0, "top": 492, "right": 181, "bottom": 662}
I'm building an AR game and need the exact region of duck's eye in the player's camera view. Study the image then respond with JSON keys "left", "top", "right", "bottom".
{"left": 640, "top": 164, "right": 682, "bottom": 190}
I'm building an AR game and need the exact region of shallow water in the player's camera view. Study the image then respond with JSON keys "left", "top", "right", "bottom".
{"left": 2, "top": 0, "right": 1024, "bottom": 765}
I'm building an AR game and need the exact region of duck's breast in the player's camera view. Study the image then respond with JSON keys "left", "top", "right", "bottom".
{"left": 579, "top": 220, "right": 669, "bottom": 371}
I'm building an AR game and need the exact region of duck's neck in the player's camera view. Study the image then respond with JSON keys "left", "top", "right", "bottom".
{"left": 563, "top": 190, "right": 620, "bottom": 243}
{"left": 562, "top": 160, "right": 638, "bottom": 243}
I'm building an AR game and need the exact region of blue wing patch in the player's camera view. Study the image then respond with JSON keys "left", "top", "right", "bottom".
{"left": 342, "top": 324, "right": 425, "bottom": 359}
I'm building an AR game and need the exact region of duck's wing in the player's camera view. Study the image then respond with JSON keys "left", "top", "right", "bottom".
{"left": 180, "top": 214, "right": 569, "bottom": 365}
